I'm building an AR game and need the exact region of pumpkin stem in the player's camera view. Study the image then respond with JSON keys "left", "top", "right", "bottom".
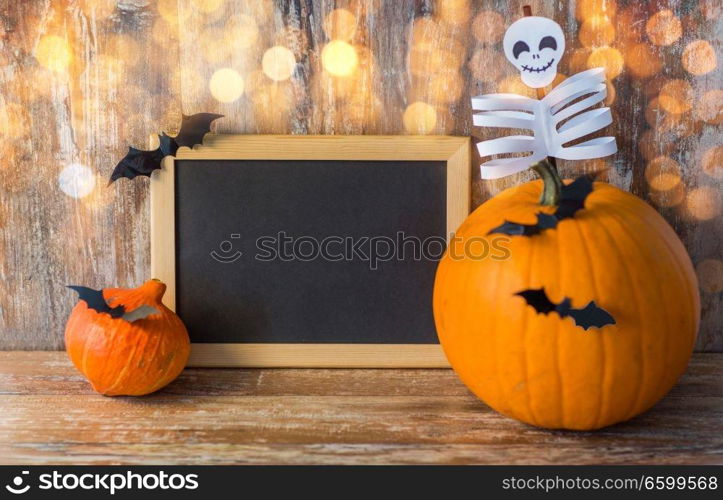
{"left": 141, "top": 279, "right": 167, "bottom": 302}
{"left": 531, "top": 158, "right": 563, "bottom": 206}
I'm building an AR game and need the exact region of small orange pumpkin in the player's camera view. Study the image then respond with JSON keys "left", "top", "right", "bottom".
{"left": 65, "top": 279, "right": 190, "bottom": 396}
{"left": 433, "top": 162, "right": 700, "bottom": 430}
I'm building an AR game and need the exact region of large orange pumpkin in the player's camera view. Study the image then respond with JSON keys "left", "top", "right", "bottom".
{"left": 65, "top": 279, "right": 190, "bottom": 396}
{"left": 433, "top": 163, "right": 700, "bottom": 430}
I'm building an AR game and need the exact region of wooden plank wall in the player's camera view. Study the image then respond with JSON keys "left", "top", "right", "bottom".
{"left": 0, "top": 0, "right": 720, "bottom": 350}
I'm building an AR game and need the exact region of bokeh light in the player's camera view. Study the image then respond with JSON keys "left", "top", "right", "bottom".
{"left": 58, "top": 163, "right": 96, "bottom": 199}
{"left": 659, "top": 79, "right": 693, "bottom": 114}
{"left": 694, "top": 90, "right": 723, "bottom": 124}
{"left": 209, "top": 68, "right": 245, "bottom": 103}
{"left": 157, "top": 0, "right": 190, "bottom": 24}
{"left": 645, "top": 156, "right": 682, "bottom": 190}
{"left": 471, "top": 10, "right": 505, "bottom": 45}
{"left": 78, "top": 1, "right": 116, "bottom": 18}
{"left": 568, "top": 48, "right": 592, "bottom": 74}
{"left": 587, "top": 47, "right": 623, "bottom": 79}
{"left": 227, "top": 14, "right": 259, "bottom": 49}
{"left": 262, "top": 46, "right": 296, "bottom": 82}
{"left": 323, "top": 9, "right": 357, "bottom": 41}
{"left": 322, "top": 40, "right": 358, "bottom": 77}
{"left": 403, "top": 102, "right": 437, "bottom": 134}
{"left": 625, "top": 43, "right": 662, "bottom": 79}
{"left": 700, "top": 0, "right": 721, "bottom": 21}
{"left": 576, "top": 0, "right": 617, "bottom": 21}
{"left": 468, "top": 48, "right": 505, "bottom": 83}
{"left": 497, "top": 75, "right": 536, "bottom": 99}
{"left": 686, "top": 186, "right": 721, "bottom": 220}
{"left": 191, "top": 0, "right": 224, "bottom": 13}
{"left": 579, "top": 15, "right": 615, "bottom": 48}
{"left": 437, "top": 0, "right": 472, "bottom": 25}
{"left": 649, "top": 183, "right": 686, "bottom": 208}
{"left": 646, "top": 10, "right": 682, "bottom": 46}
{"left": 35, "top": 35, "right": 72, "bottom": 73}
{"left": 682, "top": 40, "right": 717, "bottom": 75}
{"left": 702, "top": 146, "right": 722, "bottom": 179}
{"left": 695, "top": 259, "right": 723, "bottom": 293}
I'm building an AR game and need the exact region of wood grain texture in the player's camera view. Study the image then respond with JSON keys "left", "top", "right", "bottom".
{"left": 0, "top": 352, "right": 721, "bottom": 464}
{"left": 0, "top": 1, "right": 720, "bottom": 350}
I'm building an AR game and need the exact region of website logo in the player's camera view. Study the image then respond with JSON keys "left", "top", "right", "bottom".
{"left": 5, "top": 471, "right": 30, "bottom": 495}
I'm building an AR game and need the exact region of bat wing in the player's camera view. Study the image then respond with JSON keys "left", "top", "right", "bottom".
{"left": 515, "top": 288, "right": 557, "bottom": 314}
{"left": 68, "top": 286, "right": 159, "bottom": 322}
{"left": 68, "top": 285, "right": 124, "bottom": 318}
{"left": 488, "top": 213, "right": 558, "bottom": 236}
{"left": 108, "top": 145, "right": 165, "bottom": 184}
{"left": 554, "top": 175, "right": 594, "bottom": 220}
{"left": 516, "top": 287, "right": 615, "bottom": 331}
{"left": 566, "top": 300, "right": 616, "bottom": 330}
{"left": 173, "top": 113, "right": 224, "bottom": 149}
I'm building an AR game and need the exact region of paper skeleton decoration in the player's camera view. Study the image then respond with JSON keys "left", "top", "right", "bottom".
{"left": 472, "top": 16, "right": 617, "bottom": 180}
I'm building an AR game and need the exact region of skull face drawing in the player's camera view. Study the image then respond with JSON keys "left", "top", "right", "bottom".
{"left": 503, "top": 16, "right": 565, "bottom": 88}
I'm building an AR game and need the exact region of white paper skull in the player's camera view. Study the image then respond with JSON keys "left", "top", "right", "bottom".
{"left": 503, "top": 16, "right": 565, "bottom": 88}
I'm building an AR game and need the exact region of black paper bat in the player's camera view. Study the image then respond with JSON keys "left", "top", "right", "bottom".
{"left": 108, "top": 113, "right": 223, "bottom": 184}
{"left": 488, "top": 175, "right": 594, "bottom": 236}
{"left": 515, "top": 288, "right": 616, "bottom": 330}
{"left": 68, "top": 286, "right": 158, "bottom": 322}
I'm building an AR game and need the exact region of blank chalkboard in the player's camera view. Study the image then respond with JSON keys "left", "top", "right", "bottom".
{"left": 176, "top": 159, "right": 445, "bottom": 344}
{"left": 151, "top": 135, "right": 470, "bottom": 366}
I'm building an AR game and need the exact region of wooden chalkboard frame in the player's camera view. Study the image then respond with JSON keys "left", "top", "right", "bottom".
{"left": 151, "top": 135, "right": 470, "bottom": 368}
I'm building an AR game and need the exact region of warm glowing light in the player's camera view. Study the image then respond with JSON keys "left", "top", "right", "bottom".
{"left": 323, "top": 9, "right": 357, "bottom": 41}
{"left": 471, "top": 10, "right": 505, "bottom": 45}
{"left": 437, "top": 0, "right": 471, "bottom": 25}
{"left": 576, "top": 0, "right": 617, "bottom": 21}
{"left": 403, "top": 102, "right": 437, "bottom": 134}
{"left": 262, "top": 46, "right": 296, "bottom": 82}
{"left": 192, "top": 0, "right": 224, "bottom": 13}
{"left": 228, "top": 14, "right": 259, "bottom": 49}
{"left": 35, "top": 35, "right": 72, "bottom": 73}
{"left": 696, "top": 259, "right": 723, "bottom": 293}
{"left": 659, "top": 79, "right": 693, "bottom": 114}
{"left": 59, "top": 163, "right": 96, "bottom": 199}
{"left": 579, "top": 15, "right": 615, "bottom": 48}
{"left": 615, "top": 4, "right": 645, "bottom": 43}
{"left": 646, "top": 10, "right": 682, "bottom": 46}
{"left": 638, "top": 129, "right": 674, "bottom": 161}
{"left": 468, "top": 49, "right": 505, "bottom": 83}
{"left": 157, "top": 0, "right": 190, "bottom": 24}
{"left": 411, "top": 71, "right": 464, "bottom": 104}
{"left": 200, "top": 27, "right": 231, "bottom": 63}
{"left": 649, "top": 183, "right": 685, "bottom": 208}
{"left": 686, "top": 186, "right": 721, "bottom": 220}
{"left": 209, "top": 68, "right": 244, "bottom": 103}
{"left": 702, "top": 146, "right": 722, "bottom": 179}
{"left": 625, "top": 43, "right": 662, "bottom": 79}
{"left": 0, "top": 102, "right": 27, "bottom": 139}
{"left": 322, "top": 40, "right": 358, "bottom": 77}
{"left": 682, "top": 40, "right": 717, "bottom": 75}
{"left": 497, "top": 75, "right": 536, "bottom": 99}
{"left": 587, "top": 47, "right": 623, "bottom": 79}
{"left": 568, "top": 48, "right": 592, "bottom": 74}
{"left": 661, "top": 112, "right": 699, "bottom": 139}
{"left": 78, "top": 0, "right": 116, "bottom": 18}
{"left": 694, "top": 90, "right": 723, "bottom": 124}
{"left": 409, "top": 46, "right": 464, "bottom": 77}
{"left": 645, "top": 156, "right": 682, "bottom": 190}
{"left": 645, "top": 97, "right": 666, "bottom": 127}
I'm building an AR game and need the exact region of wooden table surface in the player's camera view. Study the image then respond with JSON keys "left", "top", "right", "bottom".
{"left": 1, "top": 352, "right": 721, "bottom": 465}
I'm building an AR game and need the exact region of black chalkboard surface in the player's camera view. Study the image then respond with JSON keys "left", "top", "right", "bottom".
{"left": 175, "top": 159, "right": 447, "bottom": 344}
